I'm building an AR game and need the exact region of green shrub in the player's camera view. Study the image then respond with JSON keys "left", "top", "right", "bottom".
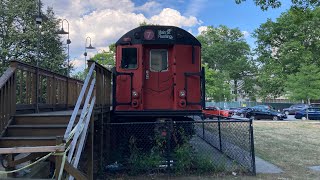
{"left": 174, "top": 144, "right": 194, "bottom": 173}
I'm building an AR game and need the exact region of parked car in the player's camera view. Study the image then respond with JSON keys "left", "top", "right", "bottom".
{"left": 236, "top": 107, "right": 253, "bottom": 118}
{"left": 283, "top": 104, "right": 309, "bottom": 115}
{"left": 245, "top": 108, "right": 287, "bottom": 121}
{"left": 251, "top": 105, "right": 274, "bottom": 110}
{"left": 295, "top": 107, "right": 320, "bottom": 120}
{"left": 202, "top": 106, "right": 232, "bottom": 118}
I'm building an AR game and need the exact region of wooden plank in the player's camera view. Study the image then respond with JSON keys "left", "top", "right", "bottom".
{"left": 46, "top": 76, "right": 50, "bottom": 104}
{"left": 4, "top": 80, "right": 8, "bottom": 130}
{"left": 19, "top": 70, "right": 23, "bottom": 104}
{"left": 47, "top": 157, "right": 88, "bottom": 180}
{"left": 31, "top": 72, "right": 36, "bottom": 104}
{"left": 6, "top": 126, "right": 66, "bottom": 137}
{"left": 0, "top": 146, "right": 65, "bottom": 154}
{"left": 87, "top": 111, "right": 94, "bottom": 180}
{"left": 10, "top": 60, "right": 83, "bottom": 85}
{"left": 26, "top": 71, "right": 30, "bottom": 103}
{"left": 69, "top": 97, "right": 95, "bottom": 180}
{"left": 14, "top": 116, "right": 73, "bottom": 125}
{"left": 55, "top": 137, "right": 63, "bottom": 180}
{"left": 12, "top": 73, "right": 16, "bottom": 118}
{"left": 64, "top": 161, "right": 88, "bottom": 180}
{"left": 6, "top": 154, "right": 15, "bottom": 177}
{"left": 9, "top": 153, "right": 46, "bottom": 166}
{"left": 0, "top": 67, "right": 16, "bottom": 89}
{"left": 0, "top": 137, "right": 57, "bottom": 147}
{"left": 67, "top": 79, "right": 96, "bottom": 162}
{"left": 64, "top": 63, "right": 95, "bottom": 139}
{"left": 0, "top": 88, "right": 3, "bottom": 132}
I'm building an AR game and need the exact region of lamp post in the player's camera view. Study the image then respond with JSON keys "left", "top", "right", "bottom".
{"left": 57, "top": 19, "right": 71, "bottom": 77}
{"left": 35, "top": 0, "right": 42, "bottom": 113}
{"left": 84, "top": 37, "right": 95, "bottom": 69}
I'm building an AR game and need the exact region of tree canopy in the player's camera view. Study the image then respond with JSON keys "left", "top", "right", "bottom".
{"left": 235, "top": 0, "right": 320, "bottom": 10}
{"left": 285, "top": 64, "right": 320, "bottom": 103}
{"left": 0, "top": 0, "right": 67, "bottom": 74}
{"left": 90, "top": 43, "right": 115, "bottom": 68}
{"left": 197, "top": 25, "right": 256, "bottom": 101}
{"left": 254, "top": 7, "right": 320, "bottom": 99}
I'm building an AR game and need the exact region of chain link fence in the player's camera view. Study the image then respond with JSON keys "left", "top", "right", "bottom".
{"left": 104, "top": 117, "right": 255, "bottom": 177}
{"left": 195, "top": 116, "right": 255, "bottom": 174}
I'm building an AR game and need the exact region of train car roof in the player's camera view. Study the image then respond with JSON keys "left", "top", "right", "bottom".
{"left": 115, "top": 25, "right": 201, "bottom": 47}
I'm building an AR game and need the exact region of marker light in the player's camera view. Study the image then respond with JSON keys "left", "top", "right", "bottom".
{"left": 179, "top": 90, "right": 186, "bottom": 98}
{"left": 132, "top": 90, "right": 139, "bottom": 98}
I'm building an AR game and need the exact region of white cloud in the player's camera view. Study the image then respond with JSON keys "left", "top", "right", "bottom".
{"left": 197, "top": 26, "right": 208, "bottom": 35}
{"left": 242, "top": 30, "right": 250, "bottom": 38}
{"left": 149, "top": 8, "right": 200, "bottom": 27}
{"left": 135, "top": 1, "right": 162, "bottom": 16}
{"left": 43, "top": 0, "right": 201, "bottom": 73}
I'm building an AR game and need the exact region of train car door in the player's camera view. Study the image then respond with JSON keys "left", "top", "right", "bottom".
{"left": 143, "top": 47, "right": 173, "bottom": 110}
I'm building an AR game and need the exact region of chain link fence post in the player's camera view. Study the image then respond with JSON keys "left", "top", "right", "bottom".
{"left": 166, "top": 120, "right": 172, "bottom": 174}
{"left": 249, "top": 119, "right": 256, "bottom": 175}
{"left": 202, "top": 118, "right": 205, "bottom": 139}
{"left": 218, "top": 116, "right": 222, "bottom": 151}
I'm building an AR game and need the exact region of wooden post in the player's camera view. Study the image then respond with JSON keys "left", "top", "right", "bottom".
{"left": 87, "top": 113, "right": 94, "bottom": 180}
{"left": 6, "top": 154, "right": 15, "bottom": 178}
{"left": 105, "top": 112, "right": 111, "bottom": 167}
{"left": 55, "top": 136, "right": 64, "bottom": 180}
{"left": 100, "top": 113, "right": 104, "bottom": 170}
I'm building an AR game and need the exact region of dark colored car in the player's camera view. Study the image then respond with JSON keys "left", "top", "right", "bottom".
{"left": 236, "top": 107, "right": 253, "bottom": 118}
{"left": 251, "top": 105, "right": 274, "bottom": 110}
{"left": 246, "top": 108, "right": 287, "bottom": 121}
{"left": 282, "top": 104, "right": 309, "bottom": 115}
{"left": 295, "top": 107, "right": 320, "bottom": 120}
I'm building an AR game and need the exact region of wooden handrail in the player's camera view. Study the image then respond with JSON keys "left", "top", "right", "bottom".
{"left": 0, "top": 67, "right": 17, "bottom": 135}
{"left": 62, "top": 62, "right": 97, "bottom": 180}
{"left": 9, "top": 60, "right": 84, "bottom": 112}
{"left": 0, "top": 67, "right": 16, "bottom": 89}
{"left": 88, "top": 60, "right": 112, "bottom": 108}
{"left": 10, "top": 60, "right": 83, "bottom": 84}
{"left": 64, "top": 63, "right": 96, "bottom": 139}
{"left": 0, "top": 60, "right": 87, "bottom": 135}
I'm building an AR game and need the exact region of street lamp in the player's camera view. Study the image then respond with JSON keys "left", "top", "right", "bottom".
{"left": 57, "top": 19, "right": 71, "bottom": 77}
{"left": 35, "top": 0, "right": 42, "bottom": 113}
{"left": 84, "top": 37, "right": 95, "bottom": 69}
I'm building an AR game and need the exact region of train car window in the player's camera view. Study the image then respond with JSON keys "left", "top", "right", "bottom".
{"left": 150, "top": 49, "right": 168, "bottom": 72}
{"left": 121, "top": 48, "right": 137, "bottom": 69}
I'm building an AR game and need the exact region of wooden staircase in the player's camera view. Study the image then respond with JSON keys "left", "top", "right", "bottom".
{"left": 0, "top": 60, "right": 111, "bottom": 179}
{"left": 0, "top": 111, "right": 79, "bottom": 148}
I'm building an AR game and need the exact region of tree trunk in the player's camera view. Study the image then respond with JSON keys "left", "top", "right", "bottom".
{"left": 234, "top": 80, "right": 238, "bottom": 101}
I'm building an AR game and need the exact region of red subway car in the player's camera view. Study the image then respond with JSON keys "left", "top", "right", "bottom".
{"left": 112, "top": 26, "right": 205, "bottom": 119}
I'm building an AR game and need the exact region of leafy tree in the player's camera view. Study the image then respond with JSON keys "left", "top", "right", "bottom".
{"left": 235, "top": 0, "right": 320, "bottom": 10}
{"left": 254, "top": 7, "right": 320, "bottom": 98}
{"left": 285, "top": 64, "right": 320, "bottom": 104}
{"left": 197, "top": 25, "right": 256, "bottom": 101}
{"left": 204, "top": 64, "right": 232, "bottom": 101}
{"left": 90, "top": 43, "right": 115, "bottom": 68}
{"left": 0, "top": 0, "right": 67, "bottom": 74}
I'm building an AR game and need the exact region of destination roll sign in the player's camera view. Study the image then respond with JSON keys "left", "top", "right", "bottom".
{"left": 143, "top": 28, "right": 175, "bottom": 41}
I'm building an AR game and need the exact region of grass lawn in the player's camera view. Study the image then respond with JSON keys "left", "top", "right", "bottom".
{"left": 251, "top": 120, "right": 320, "bottom": 179}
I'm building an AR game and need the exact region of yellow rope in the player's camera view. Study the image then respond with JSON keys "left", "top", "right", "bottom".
{"left": 0, "top": 106, "right": 90, "bottom": 177}
{"left": 0, "top": 152, "right": 53, "bottom": 174}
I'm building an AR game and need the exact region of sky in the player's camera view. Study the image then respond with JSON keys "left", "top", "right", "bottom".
{"left": 42, "top": 0, "right": 292, "bottom": 73}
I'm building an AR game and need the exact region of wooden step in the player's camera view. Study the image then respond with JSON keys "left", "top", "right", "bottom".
{"left": 6, "top": 125, "right": 68, "bottom": 137}
{"left": 0, "top": 136, "right": 57, "bottom": 147}
{"left": 13, "top": 115, "right": 79, "bottom": 125}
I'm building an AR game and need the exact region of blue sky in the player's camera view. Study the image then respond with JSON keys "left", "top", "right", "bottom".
{"left": 43, "top": 0, "right": 291, "bottom": 73}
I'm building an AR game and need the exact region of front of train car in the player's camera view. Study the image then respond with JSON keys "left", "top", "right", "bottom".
{"left": 112, "top": 25, "right": 205, "bottom": 120}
